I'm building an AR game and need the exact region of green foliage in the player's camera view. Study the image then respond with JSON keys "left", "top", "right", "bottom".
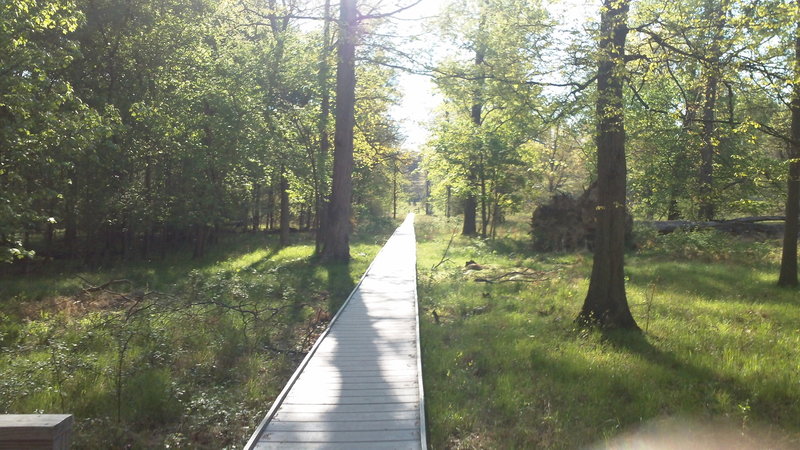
{"left": 423, "top": 0, "right": 552, "bottom": 228}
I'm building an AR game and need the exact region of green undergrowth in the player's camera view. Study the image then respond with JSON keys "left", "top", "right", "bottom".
{"left": 0, "top": 227, "right": 391, "bottom": 448}
{"left": 416, "top": 215, "right": 800, "bottom": 449}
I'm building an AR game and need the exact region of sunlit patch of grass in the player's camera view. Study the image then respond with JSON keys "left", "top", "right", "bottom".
{"left": 417, "top": 215, "right": 800, "bottom": 449}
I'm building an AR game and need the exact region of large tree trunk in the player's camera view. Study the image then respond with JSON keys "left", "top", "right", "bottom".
{"left": 779, "top": 13, "right": 800, "bottom": 287}
{"left": 698, "top": 66, "right": 718, "bottom": 221}
{"left": 462, "top": 46, "right": 484, "bottom": 237}
{"left": 697, "top": 0, "right": 727, "bottom": 221}
{"left": 320, "top": 0, "right": 356, "bottom": 262}
{"left": 577, "top": 0, "right": 638, "bottom": 329}
{"left": 463, "top": 191, "right": 478, "bottom": 235}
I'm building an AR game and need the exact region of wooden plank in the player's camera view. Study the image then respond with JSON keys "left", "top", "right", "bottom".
{"left": 299, "top": 366, "right": 417, "bottom": 375}
{"left": 291, "top": 376, "right": 419, "bottom": 385}
{"left": 271, "top": 410, "right": 419, "bottom": 422}
{"left": 265, "top": 419, "right": 420, "bottom": 432}
{"left": 260, "top": 429, "right": 419, "bottom": 443}
{"left": 314, "top": 347, "right": 417, "bottom": 354}
{"left": 306, "top": 357, "right": 417, "bottom": 365}
{"left": 283, "top": 394, "right": 421, "bottom": 405}
{"left": 287, "top": 387, "right": 419, "bottom": 398}
{"left": 289, "top": 386, "right": 419, "bottom": 396}
{"left": 276, "top": 401, "right": 418, "bottom": 414}
{"left": 253, "top": 441, "right": 421, "bottom": 450}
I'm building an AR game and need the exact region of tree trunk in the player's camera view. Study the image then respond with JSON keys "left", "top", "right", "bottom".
{"left": 252, "top": 182, "right": 261, "bottom": 232}
{"left": 63, "top": 179, "right": 77, "bottom": 257}
{"left": 463, "top": 45, "right": 484, "bottom": 237}
{"left": 280, "top": 169, "right": 290, "bottom": 247}
{"left": 779, "top": 13, "right": 800, "bottom": 287}
{"left": 267, "top": 186, "right": 275, "bottom": 231}
{"left": 577, "top": 0, "right": 638, "bottom": 329}
{"left": 463, "top": 192, "right": 477, "bottom": 235}
{"left": 490, "top": 182, "right": 500, "bottom": 239}
{"left": 698, "top": 67, "right": 718, "bottom": 221}
{"left": 697, "top": 0, "right": 726, "bottom": 221}
{"left": 392, "top": 163, "right": 398, "bottom": 219}
{"left": 425, "top": 179, "right": 432, "bottom": 215}
{"left": 446, "top": 185, "right": 451, "bottom": 218}
{"left": 480, "top": 176, "right": 487, "bottom": 238}
{"left": 315, "top": 0, "right": 332, "bottom": 255}
{"left": 320, "top": 0, "right": 356, "bottom": 262}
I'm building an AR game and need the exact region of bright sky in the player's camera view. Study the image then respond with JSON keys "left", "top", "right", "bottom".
{"left": 385, "top": 0, "right": 449, "bottom": 152}
{"left": 383, "top": 0, "right": 596, "bottom": 152}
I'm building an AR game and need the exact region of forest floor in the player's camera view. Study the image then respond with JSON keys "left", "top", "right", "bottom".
{"left": 0, "top": 221, "right": 396, "bottom": 448}
{"left": 416, "top": 215, "right": 800, "bottom": 449}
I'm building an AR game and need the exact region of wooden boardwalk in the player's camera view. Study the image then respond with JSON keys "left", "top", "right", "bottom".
{"left": 245, "top": 214, "right": 426, "bottom": 450}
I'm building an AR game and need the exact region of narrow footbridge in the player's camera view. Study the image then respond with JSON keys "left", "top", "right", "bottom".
{"left": 245, "top": 214, "right": 426, "bottom": 449}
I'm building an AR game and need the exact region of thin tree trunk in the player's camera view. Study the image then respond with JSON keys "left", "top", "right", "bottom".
{"left": 425, "top": 179, "right": 432, "bottom": 215}
{"left": 392, "top": 163, "right": 398, "bottom": 219}
{"left": 669, "top": 66, "right": 702, "bottom": 220}
{"left": 446, "top": 185, "right": 451, "bottom": 218}
{"left": 63, "top": 178, "right": 77, "bottom": 258}
{"left": 315, "top": 0, "right": 332, "bottom": 255}
{"left": 578, "top": 0, "right": 638, "bottom": 329}
{"left": 480, "top": 176, "right": 487, "bottom": 238}
{"left": 779, "top": 12, "right": 800, "bottom": 287}
{"left": 252, "top": 182, "right": 261, "bottom": 232}
{"left": 320, "top": 0, "right": 356, "bottom": 262}
{"left": 490, "top": 182, "right": 499, "bottom": 239}
{"left": 280, "top": 169, "right": 290, "bottom": 247}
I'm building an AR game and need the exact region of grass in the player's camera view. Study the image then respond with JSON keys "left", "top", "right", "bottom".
{"left": 0, "top": 224, "right": 395, "bottom": 449}
{"left": 416, "top": 215, "right": 800, "bottom": 449}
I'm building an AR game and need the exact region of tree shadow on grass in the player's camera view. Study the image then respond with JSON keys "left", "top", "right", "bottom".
{"left": 625, "top": 259, "right": 794, "bottom": 306}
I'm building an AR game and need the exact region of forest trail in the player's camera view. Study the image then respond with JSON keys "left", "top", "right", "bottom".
{"left": 245, "top": 213, "right": 426, "bottom": 449}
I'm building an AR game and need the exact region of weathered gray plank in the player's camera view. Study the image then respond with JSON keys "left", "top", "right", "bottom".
{"left": 266, "top": 419, "right": 420, "bottom": 432}
{"left": 274, "top": 402, "right": 418, "bottom": 414}
{"left": 287, "top": 387, "right": 419, "bottom": 398}
{"left": 253, "top": 441, "right": 421, "bottom": 450}
{"left": 260, "top": 429, "right": 418, "bottom": 443}
{"left": 271, "top": 410, "right": 419, "bottom": 422}
{"left": 290, "top": 376, "right": 419, "bottom": 385}
{"left": 283, "top": 394, "right": 421, "bottom": 405}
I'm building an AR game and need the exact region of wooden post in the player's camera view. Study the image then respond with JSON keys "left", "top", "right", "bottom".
{"left": 0, "top": 414, "right": 73, "bottom": 449}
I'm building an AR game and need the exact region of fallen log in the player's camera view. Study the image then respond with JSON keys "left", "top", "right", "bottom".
{"left": 642, "top": 216, "right": 786, "bottom": 236}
